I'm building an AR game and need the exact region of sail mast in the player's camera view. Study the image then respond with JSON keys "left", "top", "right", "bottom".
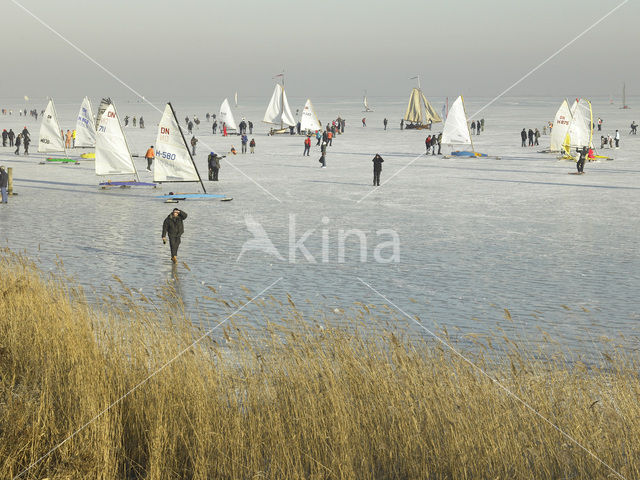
{"left": 461, "top": 96, "right": 475, "bottom": 153}
{"left": 169, "top": 102, "right": 206, "bottom": 193}
{"left": 113, "top": 102, "right": 139, "bottom": 182}
{"left": 280, "top": 73, "right": 285, "bottom": 130}
{"left": 51, "top": 98, "right": 67, "bottom": 157}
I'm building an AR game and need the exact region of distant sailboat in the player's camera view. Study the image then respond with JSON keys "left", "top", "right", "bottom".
{"left": 234, "top": 91, "right": 238, "bottom": 107}
{"left": 219, "top": 98, "right": 238, "bottom": 132}
{"left": 263, "top": 73, "right": 296, "bottom": 135}
{"left": 300, "top": 99, "right": 322, "bottom": 133}
{"left": 621, "top": 82, "right": 630, "bottom": 109}
{"left": 75, "top": 96, "right": 96, "bottom": 148}
{"left": 403, "top": 75, "right": 442, "bottom": 129}
{"left": 363, "top": 91, "right": 373, "bottom": 112}
{"left": 38, "top": 98, "right": 66, "bottom": 156}
{"left": 441, "top": 96, "right": 489, "bottom": 158}
{"left": 95, "top": 103, "right": 154, "bottom": 187}
{"left": 154, "top": 103, "right": 206, "bottom": 192}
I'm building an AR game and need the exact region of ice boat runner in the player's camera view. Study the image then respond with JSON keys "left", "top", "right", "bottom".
{"left": 219, "top": 98, "right": 237, "bottom": 133}
{"left": 154, "top": 103, "right": 224, "bottom": 200}
{"left": 403, "top": 75, "right": 442, "bottom": 130}
{"left": 263, "top": 73, "right": 296, "bottom": 135}
{"left": 363, "top": 91, "right": 374, "bottom": 112}
{"left": 75, "top": 96, "right": 96, "bottom": 148}
{"left": 38, "top": 98, "right": 74, "bottom": 163}
{"left": 441, "top": 95, "right": 489, "bottom": 158}
{"left": 95, "top": 103, "right": 154, "bottom": 188}
{"left": 300, "top": 99, "right": 322, "bottom": 133}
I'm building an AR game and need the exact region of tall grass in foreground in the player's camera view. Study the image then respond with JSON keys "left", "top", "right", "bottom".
{"left": 0, "top": 251, "right": 639, "bottom": 479}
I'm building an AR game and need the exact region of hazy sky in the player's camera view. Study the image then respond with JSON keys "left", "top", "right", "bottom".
{"left": 2, "top": 0, "right": 639, "bottom": 101}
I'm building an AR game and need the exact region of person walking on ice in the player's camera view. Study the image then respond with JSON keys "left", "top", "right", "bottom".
{"left": 615, "top": 129, "right": 620, "bottom": 148}
{"left": 145, "top": 145, "right": 155, "bottom": 171}
{"left": 0, "top": 166, "right": 8, "bottom": 204}
{"left": 575, "top": 146, "right": 587, "bottom": 174}
{"left": 162, "top": 208, "right": 188, "bottom": 264}
{"left": 190, "top": 136, "right": 198, "bottom": 156}
{"left": 372, "top": 153, "right": 384, "bottom": 186}
{"left": 362, "top": 117, "right": 366, "bottom": 127}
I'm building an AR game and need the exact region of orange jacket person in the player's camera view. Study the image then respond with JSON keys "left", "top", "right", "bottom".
{"left": 145, "top": 145, "right": 155, "bottom": 171}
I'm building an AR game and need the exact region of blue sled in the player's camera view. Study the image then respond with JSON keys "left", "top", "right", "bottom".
{"left": 157, "top": 193, "right": 227, "bottom": 200}
{"left": 450, "top": 150, "right": 488, "bottom": 158}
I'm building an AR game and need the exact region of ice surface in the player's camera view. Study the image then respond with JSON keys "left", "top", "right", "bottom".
{"left": 1, "top": 95, "right": 638, "bottom": 356}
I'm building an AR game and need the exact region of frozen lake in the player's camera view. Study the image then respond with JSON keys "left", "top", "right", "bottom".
{"left": 1, "top": 95, "right": 639, "bottom": 356}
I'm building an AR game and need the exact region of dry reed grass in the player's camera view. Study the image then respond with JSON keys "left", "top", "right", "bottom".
{"left": 0, "top": 250, "right": 639, "bottom": 479}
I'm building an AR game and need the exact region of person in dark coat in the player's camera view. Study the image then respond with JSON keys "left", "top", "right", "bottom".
{"left": 14, "top": 134, "right": 21, "bottom": 155}
{"left": 576, "top": 146, "right": 587, "bottom": 174}
{"left": 188, "top": 120, "right": 193, "bottom": 134}
{"left": 0, "top": 166, "right": 8, "bottom": 204}
{"left": 8, "top": 129, "right": 15, "bottom": 147}
{"left": 23, "top": 134, "right": 30, "bottom": 155}
{"left": 437, "top": 133, "right": 442, "bottom": 155}
{"left": 2, "top": 129, "right": 7, "bottom": 147}
{"left": 372, "top": 153, "right": 384, "bottom": 186}
{"left": 383, "top": 118, "right": 388, "bottom": 130}
{"left": 528, "top": 128, "right": 534, "bottom": 146}
{"left": 208, "top": 152, "right": 221, "bottom": 181}
{"left": 319, "top": 141, "right": 327, "bottom": 167}
{"left": 190, "top": 136, "right": 198, "bottom": 156}
{"left": 520, "top": 128, "right": 527, "bottom": 147}
{"left": 162, "top": 208, "right": 188, "bottom": 263}
{"left": 248, "top": 121, "right": 253, "bottom": 134}
{"left": 212, "top": 120, "right": 217, "bottom": 134}
{"left": 430, "top": 135, "right": 437, "bottom": 155}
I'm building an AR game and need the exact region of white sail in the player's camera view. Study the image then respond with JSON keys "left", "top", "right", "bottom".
{"left": 563, "top": 98, "right": 593, "bottom": 151}
{"left": 300, "top": 99, "right": 322, "bottom": 132}
{"left": 550, "top": 99, "right": 572, "bottom": 152}
{"left": 219, "top": 98, "right": 237, "bottom": 131}
{"left": 234, "top": 91, "right": 238, "bottom": 107}
{"left": 95, "top": 103, "right": 137, "bottom": 177}
{"left": 38, "top": 99, "right": 66, "bottom": 153}
{"left": 154, "top": 103, "right": 200, "bottom": 183}
{"left": 263, "top": 84, "right": 296, "bottom": 127}
{"left": 363, "top": 94, "right": 373, "bottom": 112}
{"left": 441, "top": 96, "right": 472, "bottom": 146}
{"left": 75, "top": 96, "right": 96, "bottom": 147}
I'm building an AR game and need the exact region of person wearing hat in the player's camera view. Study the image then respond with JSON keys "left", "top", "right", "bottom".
{"left": 208, "top": 151, "right": 221, "bottom": 181}
{"left": 162, "top": 208, "right": 188, "bottom": 264}
{"left": 372, "top": 153, "right": 384, "bottom": 186}
{"left": 145, "top": 145, "right": 155, "bottom": 171}
{"left": 0, "top": 166, "right": 8, "bottom": 203}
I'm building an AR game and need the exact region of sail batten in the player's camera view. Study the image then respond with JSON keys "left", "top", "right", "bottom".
{"left": 38, "top": 98, "right": 66, "bottom": 153}
{"left": 95, "top": 103, "right": 138, "bottom": 178}
{"left": 75, "top": 96, "right": 96, "bottom": 148}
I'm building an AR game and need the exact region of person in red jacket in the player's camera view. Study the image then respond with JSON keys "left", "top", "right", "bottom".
{"left": 303, "top": 136, "right": 311, "bottom": 156}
